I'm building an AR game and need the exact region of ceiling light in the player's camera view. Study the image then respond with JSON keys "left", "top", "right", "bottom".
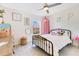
{"left": 43, "top": 7, "right": 48, "bottom": 11}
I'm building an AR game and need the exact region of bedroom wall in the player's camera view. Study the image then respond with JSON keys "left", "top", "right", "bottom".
{"left": 49, "top": 5, "right": 79, "bottom": 39}
{"left": 1, "top": 4, "right": 79, "bottom": 43}
{"left": 0, "top": 5, "right": 41, "bottom": 45}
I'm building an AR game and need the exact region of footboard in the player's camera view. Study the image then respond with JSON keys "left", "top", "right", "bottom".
{"left": 32, "top": 35, "right": 53, "bottom": 56}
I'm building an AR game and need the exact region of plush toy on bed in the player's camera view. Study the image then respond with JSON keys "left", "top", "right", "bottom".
{"left": 57, "top": 30, "right": 65, "bottom": 35}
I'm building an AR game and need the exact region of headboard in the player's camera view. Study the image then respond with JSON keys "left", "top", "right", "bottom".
{"left": 50, "top": 29, "right": 72, "bottom": 40}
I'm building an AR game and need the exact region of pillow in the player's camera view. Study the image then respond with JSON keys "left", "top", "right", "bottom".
{"left": 50, "top": 30, "right": 65, "bottom": 36}
{"left": 50, "top": 31, "right": 58, "bottom": 35}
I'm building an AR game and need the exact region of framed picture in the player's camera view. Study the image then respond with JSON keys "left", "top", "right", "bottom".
{"left": 25, "top": 27, "right": 30, "bottom": 34}
{"left": 24, "top": 17, "right": 30, "bottom": 26}
{"left": 12, "top": 12, "right": 22, "bottom": 21}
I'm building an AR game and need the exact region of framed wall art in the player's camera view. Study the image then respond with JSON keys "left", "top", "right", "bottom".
{"left": 25, "top": 27, "right": 31, "bottom": 34}
{"left": 12, "top": 12, "right": 22, "bottom": 21}
{"left": 24, "top": 17, "right": 30, "bottom": 26}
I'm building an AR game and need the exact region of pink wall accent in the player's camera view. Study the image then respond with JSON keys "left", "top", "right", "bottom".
{"left": 41, "top": 17, "right": 50, "bottom": 34}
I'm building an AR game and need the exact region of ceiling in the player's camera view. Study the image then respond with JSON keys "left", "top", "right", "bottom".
{"left": 0, "top": 3, "right": 79, "bottom": 16}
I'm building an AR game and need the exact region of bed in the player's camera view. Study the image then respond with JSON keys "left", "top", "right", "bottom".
{"left": 32, "top": 29, "right": 72, "bottom": 56}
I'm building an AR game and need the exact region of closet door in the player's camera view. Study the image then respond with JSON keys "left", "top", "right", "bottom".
{"left": 41, "top": 17, "right": 50, "bottom": 34}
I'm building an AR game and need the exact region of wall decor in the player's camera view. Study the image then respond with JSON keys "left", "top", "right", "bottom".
{"left": 25, "top": 27, "right": 30, "bottom": 34}
{"left": 0, "top": 9, "right": 5, "bottom": 18}
{"left": 56, "top": 16, "right": 62, "bottom": 23}
{"left": 32, "top": 19, "right": 40, "bottom": 34}
{"left": 12, "top": 12, "right": 22, "bottom": 21}
{"left": 24, "top": 17, "right": 30, "bottom": 26}
{"left": 0, "top": 9, "right": 5, "bottom": 24}
{"left": 67, "top": 12, "right": 74, "bottom": 20}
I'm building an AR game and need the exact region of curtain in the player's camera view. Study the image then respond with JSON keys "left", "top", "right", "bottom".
{"left": 41, "top": 17, "right": 50, "bottom": 34}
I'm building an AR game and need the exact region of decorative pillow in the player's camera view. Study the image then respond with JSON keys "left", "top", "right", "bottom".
{"left": 50, "top": 30, "right": 58, "bottom": 35}
{"left": 50, "top": 29, "right": 65, "bottom": 36}
{"left": 50, "top": 32, "right": 57, "bottom": 35}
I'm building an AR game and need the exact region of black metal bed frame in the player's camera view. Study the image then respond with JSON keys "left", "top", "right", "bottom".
{"left": 32, "top": 29, "right": 72, "bottom": 56}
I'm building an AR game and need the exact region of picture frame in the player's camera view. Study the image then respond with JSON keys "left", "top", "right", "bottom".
{"left": 12, "top": 12, "right": 22, "bottom": 21}
{"left": 24, "top": 17, "right": 30, "bottom": 26}
{"left": 25, "top": 27, "right": 30, "bottom": 34}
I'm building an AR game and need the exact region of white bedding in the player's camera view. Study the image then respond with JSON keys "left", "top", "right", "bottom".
{"left": 40, "top": 34, "right": 72, "bottom": 56}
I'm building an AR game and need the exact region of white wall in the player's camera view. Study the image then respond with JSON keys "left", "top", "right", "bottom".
{"left": 49, "top": 5, "right": 79, "bottom": 39}
{"left": 0, "top": 5, "right": 41, "bottom": 45}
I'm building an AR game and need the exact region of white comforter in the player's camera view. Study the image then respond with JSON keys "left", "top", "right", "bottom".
{"left": 40, "top": 34, "right": 72, "bottom": 56}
